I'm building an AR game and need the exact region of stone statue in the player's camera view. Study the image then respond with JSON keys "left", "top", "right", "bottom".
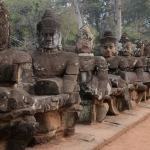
{"left": 133, "top": 39, "right": 144, "bottom": 57}
{"left": 0, "top": 2, "right": 38, "bottom": 150}
{"left": 100, "top": 31, "right": 131, "bottom": 111}
{"left": 30, "top": 9, "right": 81, "bottom": 143}
{"left": 135, "top": 42, "right": 150, "bottom": 99}
{"left": 76, "top": 25, "right": 112, "bottom": 123}
{"left": 119, "top": 33, "right": 147, "bottom": 106}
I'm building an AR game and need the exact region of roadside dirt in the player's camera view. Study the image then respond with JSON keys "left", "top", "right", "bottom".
{"left": 1, "top": 111, "right": 150, "bottom": 150}
{"left": 27, "top": 115, "right": 150, "bottom": 150}
{"left": 101, "top": 116, "right": 150, "bottom": 150}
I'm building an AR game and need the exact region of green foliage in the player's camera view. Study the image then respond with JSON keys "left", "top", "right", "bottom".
{"left": 81, "top": 0, "right": 114, "bottom": 39}
{"left": 3, "top": 0, "right": 150, "bottom": 49}
{"left": 122, "top": 0, "right": 150, "bottom": 40}
{"left": 5, "top": 0, "right": 79, "bottom": 49}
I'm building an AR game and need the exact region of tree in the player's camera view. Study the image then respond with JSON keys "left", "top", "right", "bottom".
{"left": 114, "top": 0, "right": 121, "bottom": 41}
{"left": 80, "top": 0, "right": 115, "bottom": 43}
{"left": 73, "top": 0, "right": 82, "bottom": 29}
{"left": 122, "top": 0, "right": 150, "bottom": 40}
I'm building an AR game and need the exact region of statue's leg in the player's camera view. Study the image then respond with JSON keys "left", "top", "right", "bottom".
{"left": 135, "top": 84, "right": 147, "bottom": 103}
{"left": 120, "top": 88, "right": 132, "bottom": 111}
{"left": 96, "top": 102, "right": 109, "bottom": 122}
{"left": 6, "top": 115, "right": 38, "bottom": 150}
{"left": 146, "top": 85, "right": 150, "bottom": 100}
{"left": 63, "top": 104, "right": 81, "bottom": 136}
{"left": 91, "top": 100, "right": 96, "bottom": 123}
{"left": 104, "top": 96, "right": 119, "bottom": 115}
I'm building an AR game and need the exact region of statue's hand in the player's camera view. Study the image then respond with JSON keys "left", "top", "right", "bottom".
{"left": 134, "top": 81, "right": 143, "bottom": 88}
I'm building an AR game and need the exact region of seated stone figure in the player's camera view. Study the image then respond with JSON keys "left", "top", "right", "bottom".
{"left": 143, "top": 43, "right": 150, "bottom": 73}
{"left": 76, "top": 25, "right": 112, "bottom": 123}
{"left": 30, "top": 9, "right": 81, "bottom": 143}
{"left": 135, "top": 43, "right": 150, "bottom": 99}
{"left": 118, "top": 32, "right": 131, "bottom": 55}
{"left": 133, "top": 39, "right": 144, "bottom": 57}
{"left": 119, "top": 33, "right": 147, "bottom": 106}
{"left": 0, "top": 2, "right": 38, "bottom": 150}
{"left": 100, "top": 31, "right": 131, "bottom": 111}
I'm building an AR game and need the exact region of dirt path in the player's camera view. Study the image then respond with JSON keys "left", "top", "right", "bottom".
{"left": 101, "top": 116, "right": 150, "bottom": 150}
{"left": 26, "top": 114, "right": 150, "bottom": 150}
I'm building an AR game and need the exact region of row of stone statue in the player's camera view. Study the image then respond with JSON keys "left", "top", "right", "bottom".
{"left": 0, "top": 2, "right": 150, "bottom": 150}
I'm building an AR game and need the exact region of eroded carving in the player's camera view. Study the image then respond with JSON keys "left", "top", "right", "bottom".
{"left": 76, "top": 25, "right": 111, "bottom": 123}
{"left": 100, "top": 31, "right": 131, "bottom": 111}
{"left": 31, "top": 9, "right": 81, "bottom": 143}
{"left": 0, "top": 2, "right": 38, "bottom": 150}
{"left": 119, "top": 33, "right": 147, "bottom": 106}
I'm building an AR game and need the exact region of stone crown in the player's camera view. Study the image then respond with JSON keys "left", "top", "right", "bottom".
{"left": 0, "top": 1, "right": 9, "bottom": 22}
{"left": 37, "top": 9, "right": 61, "bottom": 34}
{"left": 100, "top": 31, "right": 116, "bottom": 44}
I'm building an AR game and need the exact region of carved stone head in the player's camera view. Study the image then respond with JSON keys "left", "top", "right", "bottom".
{"left": 119, "top": 33, "right": 133, "bottom": 56}
{"left": 37, "top": 9, "right": 62, "bottom": 51}
{"left": 100, "top": 31, "right": 117, "bottom": 58}
{"left": 134, "top": 39, "right": 144, "bottom": 57}
{"left": 144, "top": 43, "right": 150, "bottom": 57}
{"left": 143, "top": 39, "right": 149, "bottom": 46}
{"left": 76, "top": 25, "right": 94, "bottom": 54}
{"left": 0, "top": 1, "right": 10, "bottom": 50}
{"left": 119, "top": 32, "right": 130, "bottom": 45}
{"left": 121, "top": 41, "right": 133, "bottom": 56}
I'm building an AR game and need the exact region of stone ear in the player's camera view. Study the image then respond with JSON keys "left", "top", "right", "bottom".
{"left": 58, "top": 32, "right": 62, "bottom": 41}
{"left": 58, "top": 32, "right": 62, "bottom": 50}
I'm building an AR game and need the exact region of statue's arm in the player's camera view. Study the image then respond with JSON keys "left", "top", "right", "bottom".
{"left": 64, "top": 53, "right": 79, "bottom": 94}
{"left": 135, "top": 58, "right": 144, "bottom": 81}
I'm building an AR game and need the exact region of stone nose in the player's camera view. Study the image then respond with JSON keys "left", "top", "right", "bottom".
{"left": 46, "top": 34, "right": 53, "bottom": 41}
{"left": 106, "top": 48, "right": 110, "bottom": 52}
{"left": 123, "top": 49, "right": 126, "bottom": 52}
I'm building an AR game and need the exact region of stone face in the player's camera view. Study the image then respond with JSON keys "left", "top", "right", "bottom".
{"left": 75, "top": 25, "right": 94, "bottom": 54}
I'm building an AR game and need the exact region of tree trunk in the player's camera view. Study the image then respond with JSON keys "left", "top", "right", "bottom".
{"left": 73, "top": 0, "right": 83, "bottom": 29}
{"left": 114, "top": 0, "right": 122, "bottom": 41}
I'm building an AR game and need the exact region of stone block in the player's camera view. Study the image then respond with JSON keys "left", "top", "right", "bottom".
{"left": 66, "top": 92, "right": 81, "bottom": 106}
{"left": 108, "top": 74, "right": 126, "bottom": 88}
{"left": 34, "top": 78, "right": 63, "bottom": 95}
{"left": 0, "top": 64, "right": 18, "bottom": 83}
{"left": 63, "top": 75, "right": 77, "bottom": 93}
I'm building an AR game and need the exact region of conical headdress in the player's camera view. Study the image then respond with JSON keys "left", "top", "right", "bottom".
{"left": 37, "top": 9, "right": 61, "bottom": 34}
{"left": 100, "top": 31, "right": 116, "bottom": 44}
{"left": 119, "top": 32, "right": 130, "bottom": 43}
{"left": 77, "top": 25, "right": 94, "bottom": 40}
{"left": 0, "top": 1, "right": 9, "bottom": 23}
{"left": 0, "top": 1, "right": 10, "bottom": 49}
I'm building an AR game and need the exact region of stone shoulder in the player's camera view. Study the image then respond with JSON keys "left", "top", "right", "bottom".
{"left": 0, "top": 49, "right": 32, "bottom": 64}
